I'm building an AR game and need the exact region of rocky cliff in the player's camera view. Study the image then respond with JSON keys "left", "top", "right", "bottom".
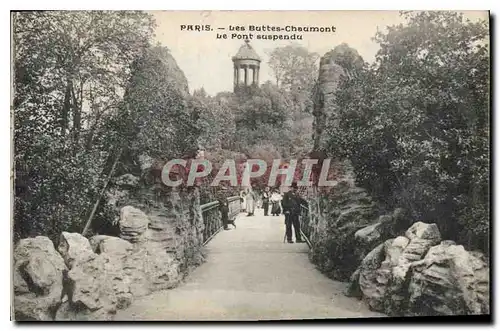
{"left": 312, "top": 49, "right": 345, "bottom": 151}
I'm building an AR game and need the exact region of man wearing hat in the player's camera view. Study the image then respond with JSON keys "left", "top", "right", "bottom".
{"left": 217, "top": 185, "right": 231, "bottom": 230}
{"left": 282, "top": 182, "right": 306, "bottom": 244}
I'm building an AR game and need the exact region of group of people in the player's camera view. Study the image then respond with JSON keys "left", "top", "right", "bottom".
{"left": 261, "top": 187, "right": 284, "bottom": 216}
{"left": 238, "top": 183, "right": 306, "bottom": 244}
{"left": 240, "top": 186, "right": 282, "bottom": 216}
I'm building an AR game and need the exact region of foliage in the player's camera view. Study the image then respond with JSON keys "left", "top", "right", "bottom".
{"left": 323, "top": 12, "right": 489, "bottom": 252}
{"left": 267, "top": 44, "right": 319, "bottom": 114}
{"left": 193, "top": 88, "right": 236, "bottom": 151}
{"left": 122, "top": 45, "right": 199, "bottom": 162}
{"left": 229, "top": 81, "right": 313, "bottom": 160}
{"left": 13, "top": 11, "right": 157, "bottom": 242}
{"left": 267, "top": 44, "right": 319, "bottom": 90}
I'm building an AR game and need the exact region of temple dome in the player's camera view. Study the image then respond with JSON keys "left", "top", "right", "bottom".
{"left": 232, "top": 40, "right": 261, "bottom": 62}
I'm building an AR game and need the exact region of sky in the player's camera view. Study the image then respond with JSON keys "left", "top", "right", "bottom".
{"left": 150, "top": 10, "right": 488, "bottom": 96}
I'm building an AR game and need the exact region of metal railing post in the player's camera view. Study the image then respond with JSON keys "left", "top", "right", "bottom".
{"left": 300, "top": 204, "right": 312, "bottom": 248}
{"left": 200, "top": 195, "right": 240, "bottom": 245}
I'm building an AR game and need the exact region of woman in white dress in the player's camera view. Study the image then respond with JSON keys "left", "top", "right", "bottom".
{"left": 240, "top": 190, "right": 247, "bottom": 212}
{"left": 245, "top": 187, "right": 256, "bottom": 216}
{"left": 270, "top": 189, "right": 283, "bottom": 216}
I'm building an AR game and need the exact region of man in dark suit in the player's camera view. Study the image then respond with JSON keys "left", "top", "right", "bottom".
{"left": 282, "top": 182, "right": 306, "bottom": 244}
{"left": 262, "top": 186, "right": 270, "bottom": 216}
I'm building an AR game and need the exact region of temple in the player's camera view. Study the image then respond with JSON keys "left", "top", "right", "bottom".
{"left": 232, "top": 39, "right": 261, "bottom": 92}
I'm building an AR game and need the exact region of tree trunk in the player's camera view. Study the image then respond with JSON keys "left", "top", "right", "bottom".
{"left": 71, "top": 80, "right": 82, "bottom": 150}
{"left": 84, "top": 111, "right": 103, "bottom": 152}
{"left": 81, "top": 147, "right": 123, "bottom": 236}
{"left": 85, "top": 84, "right": 98, "bottom": 152}
{"left": 61, "top": 79, "right": 72, "bottom": 136}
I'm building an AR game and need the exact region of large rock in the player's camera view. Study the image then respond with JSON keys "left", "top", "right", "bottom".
{"left": 13, "top": 236, "right": 67, "bottom": 321}
{"left": 55, "top": 233, "right": 134, "bottom": 320}
{"left": 408, "top": 242, "right": 489, "bottom": 316}
{"left": 354, "top": 208, "right": 411, "bottom": 260}
{"left": 119, "top": 206, "right": 149, "bottom": 243}
{"left": 312, "top": 44, "right": 364, "bottom": 150}
{"left": 312, "top": 48, "right": 346, "bottom": 149}
{"left": 58, "top": 232, "right": 94, "bottom": 268}
{"left": 347, "top": 221, "right": 490, "bottom": 316}
{"left": 56, "top": 231, "right": 182, "bottom": 320}
{"left": 355, "top": 221, "right": 384, "bottom": 245}
{"left": 355, "top": 242, "right": 385, "bottom": 303}
{"left": 405, "top": 221, "right": 442, "bottom": 242}
{"left": 356, "top": 222, "right": 441, "bottom": 314}
{"left": 89, "top": 235, "right": 133, "bottom": 256}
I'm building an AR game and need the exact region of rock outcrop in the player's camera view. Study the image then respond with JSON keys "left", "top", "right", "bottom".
{"left": 408, "top": 241, "right": 490, "bottom": 316}
{"left": 119, "top": 206, "right": 149, "bottom": 243}
{"left": 312, "top": 49, "right": 345, "bottom": 150}
{"left": 55, "top": 230, "right": 182, "bottom": 321}
{"left": 14, "top": 192, "right": 208, "bottom": 321}
{"left": 354, "top": 208, "right": 411, "bottom": 264}
{"left": 312, "top": 44, "right": 364, "bottom": 150}
{"left": 89, "top": 235, "right": 134, "bottom": 255}
{"left": 58, "top": 232, "right": 95, "bottom": 268}
{"left": 13, "top": 236, "right": 67, "bottom": 320}
{"left": 308, "top": 168, "right": 378, "bottom": 280}
{"left": 347, "top": 222, "right": 490, "bottom": 316}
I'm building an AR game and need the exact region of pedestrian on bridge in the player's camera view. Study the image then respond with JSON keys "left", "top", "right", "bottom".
{"left": 239, "top": 190, "right": 246, "bottom": 212}
{"left": 245, "top": 186, "right": 257, "bottom": 216}
{"left": 262, "top": 187, "right": 270, "bottom": 216}
{"left": 217, "top": 186, "right": 231, "bottom": 231}
{"left": 282, "top": 182, "right": 306, "bottom": 244}
{"left": 270, "top": 188, "right": 282, "bottom": 216}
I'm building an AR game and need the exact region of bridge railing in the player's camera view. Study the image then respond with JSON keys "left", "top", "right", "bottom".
{"left": 201, "top": 195, "right": 240, "bottom": 245}
{"left": 300, "top": 204, "right": 312, "bottom": 248}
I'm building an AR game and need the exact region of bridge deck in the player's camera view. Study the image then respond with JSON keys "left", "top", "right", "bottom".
{"left": 115, "top": 208, "right": 384, "bottom": 321}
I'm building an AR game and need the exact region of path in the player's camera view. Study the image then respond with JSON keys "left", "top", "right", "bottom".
{"left": 115, "top": 208, "right": 384, "bottom": 321}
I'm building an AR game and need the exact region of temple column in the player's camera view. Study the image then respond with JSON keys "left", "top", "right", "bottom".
{"left": 254, "top": 67, "right": 259, "bottom": 85}
{"left": 250, "top": 66, "right": 255, "bottom": 85}
{"left": 245, "top": 66, "right": 250, "bottom": 86}
{"left": 234, "top": 66, "right": 238, "bottom": 88}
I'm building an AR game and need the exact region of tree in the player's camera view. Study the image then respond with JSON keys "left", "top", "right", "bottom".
{"left": 192, "top": 89, "right": 236, "bottom": 151}
{"left": 122, "top": 45, "right": 198, "bottom": 162}
{"left": 13, "top": 11, "right": 156, "bottom": 241}
{"left": 14, "top": 11, "right": 155, "bottom": 150}
{"left": 267, "top": 44, "right": 319, "bottom": 90}
{"left": 324, "top": 11, "right": 489, "bottom": 251}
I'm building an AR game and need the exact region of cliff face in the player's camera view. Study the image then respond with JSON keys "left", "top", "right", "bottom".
{"left": 149, "top": 46, "right": 190, "bottom": 98}
{"left": 128, "top": 46, "right": 190, "bottom": 99}
{"left": 124, "top": 45, "right": 198, "bottom": 163}
{"left": 312, "top": 50, "right": 345, "bottom": 151}
{"left": 307, "top": 45, "right": 489, "bottom": 317}
{"left": 312, "top": 43, "right": 365, "bottom": 152}
{"left": 306, "top": 161, "right": 378, "bottom": 281}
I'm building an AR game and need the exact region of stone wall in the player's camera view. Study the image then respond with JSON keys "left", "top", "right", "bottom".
{"left": 13, "top": 185, "right": 207, "bottom": 321}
